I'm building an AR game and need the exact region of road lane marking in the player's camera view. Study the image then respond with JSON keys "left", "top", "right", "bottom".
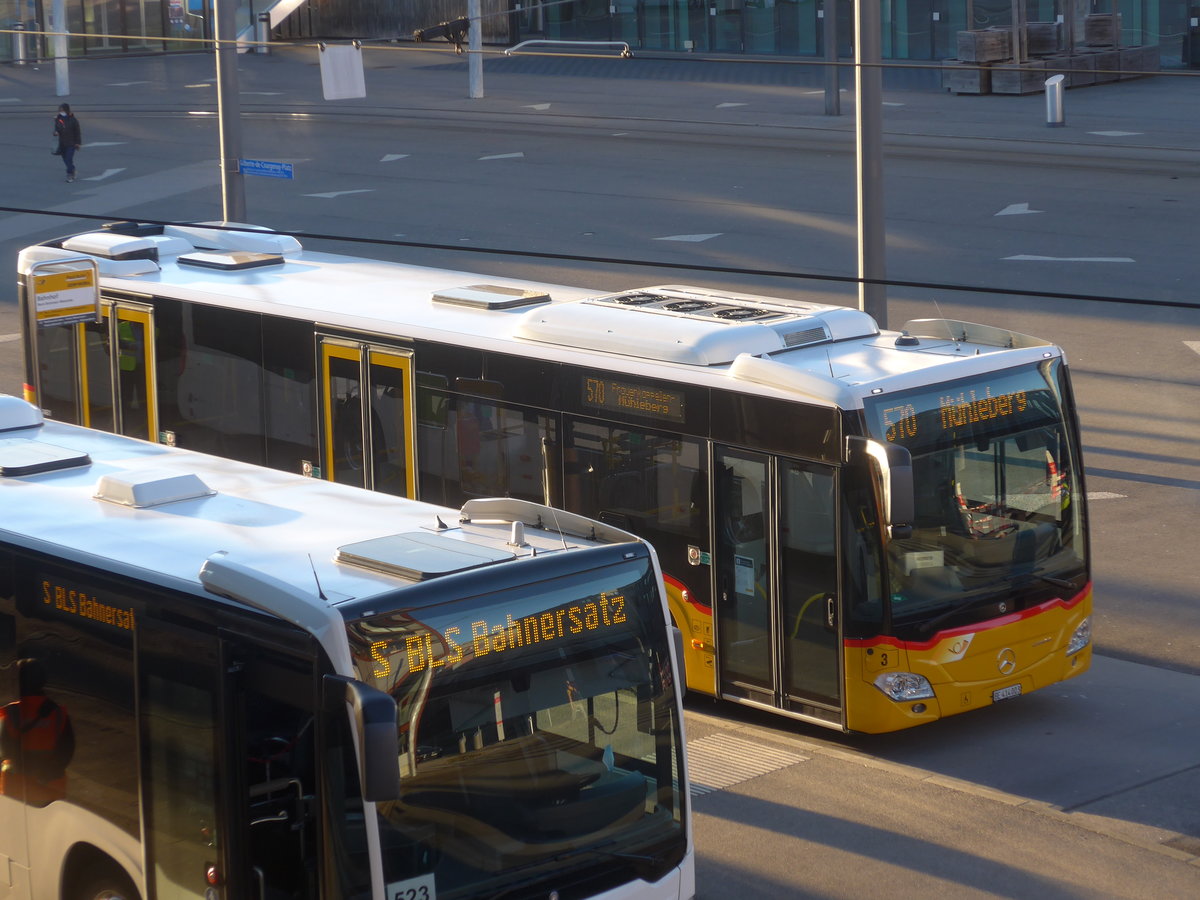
{"left": 479, "top": 152, "right": 524, "bottom": 160}
{"left": 996, "top": 203, "right": 1043, "bottom": 216}
{"left": 304, "top": 189, "right": 374, "bottom": 198}
{"left": 83, "top": 169, "right": 126, "bottom": 181}
{"left": 655, "top": 233, "right": 722, "bottom": 242}
{"left": 523, "top": 103, "right": 551, "bottom": 110}
{"left": 381, "top": 154, "right": 410, "bottom": 162}
{"left": 687, "top": 733, "right": 808, "bottom": 797}
{"left": 0, "top": 334, "right": 20, "bottom": 344}
{"left": 1005, "top": 255, "right": 1134, "bottom": 262}
{"left": 1088, "top": 131, "right": 1143, "bottom": 137}
{"left": 1185, "top": 341, "right": 1200, "bottom": 356}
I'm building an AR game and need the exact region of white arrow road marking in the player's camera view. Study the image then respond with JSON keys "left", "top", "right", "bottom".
{"left": 1185, "top": 341, "right": 1200, "bottom": 356}
{"left": 479, "top": 152, "right": 525, "bottom": 160}
{"left": 655, "top": 233, "right": 722, "bottom": 243}
{"left": 304, "top": 189, "right": 374, "bottom": 199}
{"left": 381, "top": 154, "right": 410, "bottom": 162}
{"left": 1087, "top": 492, "right": 1127, "bottom": 500}
{"left": 883, "top": 101, "right": 905, "bottom": 107}
{"left": 242, "top": 91, "right": 284, "bottom": 96}
{"left": 1005, "top": 254, "right": 1134, "bottom": 262}
{"left": 996, "top": 203, "right": 1043, "bottom": 216}
{"left": 84, "top": 168, "right": 126, "bottom": 181}
{"left": 84, "top": 141, "right": 127, "bottom": 148}
{"left": 0, "top": 98, "right": 21, "bottom": 104}
{"left": 1088, "top": 131, "right": 1143, "bottom": 137}
{"left": 107, "top": 81, "right": 151, "bottom": 86}
{"left": 716, "top": 102, "right": 747, "bottom": 108}
{"left": 523, "top": 103, "right": 551, "bottom": 110}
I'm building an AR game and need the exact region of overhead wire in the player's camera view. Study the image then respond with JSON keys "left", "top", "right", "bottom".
{"left": 2, "top": 206, "right": 1195, "bottom": 311}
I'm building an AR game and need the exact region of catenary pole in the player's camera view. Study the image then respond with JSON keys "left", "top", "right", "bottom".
{"left": 855, "top": 0, "right": 887, "bottom": 325}
{"left": 214, "top": 0, "right": 247, "bottom": 222}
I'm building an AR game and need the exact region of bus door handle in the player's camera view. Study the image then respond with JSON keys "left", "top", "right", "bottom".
{"left": 825, "top": 594, "right": 837, "bottom": 630}
{"left": 251, "top": 809, "right": 289, "bottom": 826}
{"left": 253, "top": 865, "right": 266, "bottom": 900}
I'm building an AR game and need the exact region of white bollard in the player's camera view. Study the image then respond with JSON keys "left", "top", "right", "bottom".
{"left": 1045, "top": 74, "right": 1065, "bottom": 127}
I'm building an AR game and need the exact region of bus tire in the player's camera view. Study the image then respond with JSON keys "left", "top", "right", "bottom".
{"left": 74, "top": 868, "right": 140, "bottom": 900}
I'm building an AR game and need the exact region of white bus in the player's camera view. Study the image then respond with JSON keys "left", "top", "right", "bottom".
{"left": 18, "top": 222, "right": 1091, "bottom": 735}
{"left": 0, "top": 394, "right": 692, "bottom": 900}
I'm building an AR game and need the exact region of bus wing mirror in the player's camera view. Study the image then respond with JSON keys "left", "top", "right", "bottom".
{"left": 324, "top": 674, "right": 401, "bottom": 802}
{"left": 847, "top": 437, "right": 914, "bottom": 541}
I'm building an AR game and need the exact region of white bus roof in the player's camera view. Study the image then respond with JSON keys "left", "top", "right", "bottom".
{"left": 0, "top": 395, "right": 640, "bottom": 615}
{"left": 20, "top": 224, "right": 1063, "bottom": 409}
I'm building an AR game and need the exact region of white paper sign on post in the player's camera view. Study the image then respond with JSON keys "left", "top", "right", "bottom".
{"left": 319, "top": 43, "right": 366, "bottom": 101}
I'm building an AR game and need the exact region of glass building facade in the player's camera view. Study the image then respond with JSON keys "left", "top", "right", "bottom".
{"left": 537, "top": 0, "right": 1189, "bottom": 67}
{"left": 2, "top": 0, "right": 1194, "bottom": 67}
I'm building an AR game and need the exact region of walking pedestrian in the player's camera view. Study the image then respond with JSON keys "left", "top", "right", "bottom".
{"left": 52, "top": 103, "right": 82, "bottom": 183}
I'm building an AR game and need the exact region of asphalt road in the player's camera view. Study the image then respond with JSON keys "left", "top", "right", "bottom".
{"left": 1, "top": 45, "right": 1199, "bottom": 895}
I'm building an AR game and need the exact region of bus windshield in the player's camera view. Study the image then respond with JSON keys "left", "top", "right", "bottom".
{"left": 863, "top": 359, "right": 1086, "bottom": 637}
{"left": 345, "top": 557, "right": 686, "bottom": 898}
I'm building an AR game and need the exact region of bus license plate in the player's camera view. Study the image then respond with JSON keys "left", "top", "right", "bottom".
{"left": 992, "top": 684, "right": 1022, "bottom": 702}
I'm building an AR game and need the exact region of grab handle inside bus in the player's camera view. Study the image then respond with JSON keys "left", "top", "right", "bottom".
{"left": 847, "top": 436, "right": 914, "bottom": 541}
{"left": 325, "top": 674, "right": 401, "bottom": 801}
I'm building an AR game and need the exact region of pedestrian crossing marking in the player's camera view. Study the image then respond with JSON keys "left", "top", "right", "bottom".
{"left": 686, "top": 732, "right": 808, "bottom": 797}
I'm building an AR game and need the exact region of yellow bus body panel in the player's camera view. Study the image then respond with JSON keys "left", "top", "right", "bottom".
{"left": 845, "top": 585, "right": 1092, "bottom": 734}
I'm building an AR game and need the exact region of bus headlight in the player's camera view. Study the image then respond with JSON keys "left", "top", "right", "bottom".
{"left": 1067, "top": 617, "right": 1091, "bottom": 655}
{"left": 874, "top": 671, "right": 935, "bottom": 702}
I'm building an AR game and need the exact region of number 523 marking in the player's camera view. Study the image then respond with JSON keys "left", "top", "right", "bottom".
{"left": 388, "top": 873, "right": 436, "bottom": 900}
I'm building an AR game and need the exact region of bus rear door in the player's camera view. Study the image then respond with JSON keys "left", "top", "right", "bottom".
{"left": 319, "top": 338, "right": 416, "bottom": 497}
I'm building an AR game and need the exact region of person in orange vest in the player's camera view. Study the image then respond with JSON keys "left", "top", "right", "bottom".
{"left": 0, "top": 658, "right": 76, "bottom": 806}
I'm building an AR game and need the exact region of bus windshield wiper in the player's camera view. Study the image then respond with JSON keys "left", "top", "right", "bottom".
{"left": 1034, "top": 573, "right": 1076, "bottom": 590}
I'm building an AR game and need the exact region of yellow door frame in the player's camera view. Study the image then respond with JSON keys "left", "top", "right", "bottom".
{"left": 75, "top": 301, "right": 157, "bottom": 439}
{"left": 319, "top": 339, "right": 416, "bottom": 498}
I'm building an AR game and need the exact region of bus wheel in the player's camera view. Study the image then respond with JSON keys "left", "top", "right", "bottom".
{"left": 75, "top": 869, "right": 140, "bottom": 900}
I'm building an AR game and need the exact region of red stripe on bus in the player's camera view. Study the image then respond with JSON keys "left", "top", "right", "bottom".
{"left": 844, "top": 583, "right": 1090, "bottom": 651}
{"left": 664, "top": 572, "right": 712, "bottom": 616}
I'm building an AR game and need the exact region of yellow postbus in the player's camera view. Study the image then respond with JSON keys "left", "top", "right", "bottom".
{"left": 18, "top": 222, "right": 1092, "bottom": 734}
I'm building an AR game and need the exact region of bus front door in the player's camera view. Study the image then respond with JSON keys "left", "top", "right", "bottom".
{"left": 714, "top": 448, "right": 775, "bottom": 701}
{"left": 715, "top": 449, "right": 844, "bottom": 726}
{"left": 319, "top": 338, "right": 416, "bottom": 497}
{"left": 34, "top": 301, "right": 156, "bottom": 440}
{"left": 223, "top": 637, "right": 320, "bottom": 900}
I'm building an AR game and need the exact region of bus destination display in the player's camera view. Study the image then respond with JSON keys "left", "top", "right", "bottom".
{"left": 879, "top": 387, "right": 1029, "bottom": 444}
{"left": 582, "top": 376, "right": 685, "bottom": 424}
{"left": 370, "top": 593, "right": 629, "bottom": 677}
{"left": 863, "top": 364, "right": 1059, "bottom": 454}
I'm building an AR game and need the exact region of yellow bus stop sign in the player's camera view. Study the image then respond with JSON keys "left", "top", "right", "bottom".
{"left": 33, "top": 264, "right": 100, "bottom": 326}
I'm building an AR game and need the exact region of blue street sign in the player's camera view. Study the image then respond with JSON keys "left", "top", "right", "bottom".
{"left": 239, "top": 159, "right": 295, "bottom": 179}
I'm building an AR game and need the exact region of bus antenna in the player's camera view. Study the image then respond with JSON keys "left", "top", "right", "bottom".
{"left": 546, "top": 505, "right": 570, "bottom": 551}
{"left": 308, "top": 554, "right": 330, "bottom": 602}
